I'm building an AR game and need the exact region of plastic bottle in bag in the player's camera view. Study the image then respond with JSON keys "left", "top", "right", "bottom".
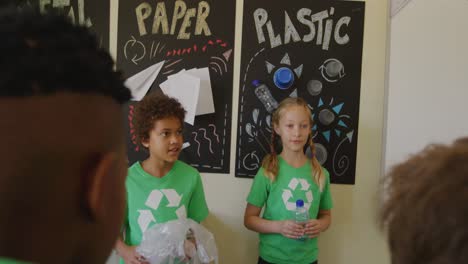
{"left": 295, "top": 199, "right": 308, "bottom": 241}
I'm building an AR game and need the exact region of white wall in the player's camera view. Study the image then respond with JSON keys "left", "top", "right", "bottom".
{"left": 108, "top": 0, "right": 391, "bottom": 263}
{"left": 385, "top": 0, "right": 468, "bottom": 170}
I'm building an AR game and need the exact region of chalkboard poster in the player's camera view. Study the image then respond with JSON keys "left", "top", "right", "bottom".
{"left": 118, "top": 0, "right": 236, "bottom": 173}
{"left": 236, "top": 0, "right": 365, "bottom": 184}
{"left": 22, "top": 0, "right": 110, "bottom": 49}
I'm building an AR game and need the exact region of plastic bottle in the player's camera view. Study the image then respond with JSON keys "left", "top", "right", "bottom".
{"left": 252, "top": 80, "right": 279, "bottom": 113}
{"left": 295, "top": 199, "right": 309, "bottom": 241}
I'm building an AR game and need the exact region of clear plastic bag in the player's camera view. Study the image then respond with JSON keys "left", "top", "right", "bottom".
{"left": 137, "top": 218, "right": 218, "bottom": 264}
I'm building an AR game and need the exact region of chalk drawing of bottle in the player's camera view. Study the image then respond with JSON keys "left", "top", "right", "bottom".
{"left": 252, "top": 80, "right": 279, "bottom": 113}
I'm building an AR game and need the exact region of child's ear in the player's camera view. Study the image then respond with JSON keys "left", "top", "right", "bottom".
{"left": 273, "top": 124, "right": 280, "bottom": 135}
{"left": 84, "top": 152, "right": 120, "bottom": 221}
{"left": 141, "top": 136, "right": 150, "bottom": 148}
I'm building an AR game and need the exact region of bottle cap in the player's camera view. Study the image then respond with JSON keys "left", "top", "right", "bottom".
{"left": 252, "top": 79, "right": 261, "bottom": 87}
{"left": 296, "top": 199, "right": 304, "bottom": 208}
{"left": 273, "top": 67, "right": 294, "bottom": 89}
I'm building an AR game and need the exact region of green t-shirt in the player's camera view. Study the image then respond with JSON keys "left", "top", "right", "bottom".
{"left": 0, "top": 258, "right": 30, "bottom": 264}
{"left": 123, "top": 160, "right": 209, "bottom": 247}
{"left": 247, "top": 157, "right": 333, "bottom": 264}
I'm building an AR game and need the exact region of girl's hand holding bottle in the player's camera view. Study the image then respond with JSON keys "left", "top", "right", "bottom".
{"left": 304, "top": 219, "right": 325, "bottom": 238}
{"left": 277, "top": 220, "right": 305, "bottom": 239}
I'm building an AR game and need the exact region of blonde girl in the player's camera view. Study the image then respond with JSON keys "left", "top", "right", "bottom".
{"left": 244, "top": 97, "right": 333, "bottom": 264}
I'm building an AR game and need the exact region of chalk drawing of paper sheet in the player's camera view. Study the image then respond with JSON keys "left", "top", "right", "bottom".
{"left": 125, "top": 61, "right": 165, "bottom": 101}
{"left": 185, "top": 67, "right": 215, "bottom": 116}
{"left": 160, "top": 72, "right": 201, "bottom": 125}
{"left": 167, "top": 69, "right": 215, "bottom": 116}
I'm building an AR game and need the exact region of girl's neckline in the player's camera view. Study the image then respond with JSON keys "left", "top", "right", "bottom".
{"left": 279, "top": 155, "right": 309, "bottom": 169}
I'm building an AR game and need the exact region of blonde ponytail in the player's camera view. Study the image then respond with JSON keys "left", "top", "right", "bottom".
{"left": 262, "top": 131, "right": 279, "bottom": 181}
{"left": 309, "top": 136, "right": 325, "bottom": 191}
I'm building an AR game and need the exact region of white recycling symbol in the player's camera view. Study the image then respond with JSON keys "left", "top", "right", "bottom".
{"left": 282, "top": 178, "right": 313, "bottom": 211}
{"left": 137, "top": 189, "right": 186, "bottom": 233}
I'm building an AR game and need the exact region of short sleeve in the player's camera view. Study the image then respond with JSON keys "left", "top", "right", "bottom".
{"left": 187, "top": 172, "right": 209, "bottom": 222}
{"left": 246, "top": 168, "right": 271, "bottom": 208}
{"left": 319, "top": 168, "right": 333, "bottom": 210}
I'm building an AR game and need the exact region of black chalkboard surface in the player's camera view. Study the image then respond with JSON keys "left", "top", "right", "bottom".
{"left": 22, "top": 0, "right": 110, "bottom": 49}
{"left": 236, "top": 0, "right": 365, "bottom": 184}
{"left": 118, "top": 0, "right": 236, "bottom": 173}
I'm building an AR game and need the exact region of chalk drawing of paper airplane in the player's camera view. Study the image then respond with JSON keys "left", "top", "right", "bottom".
{"left": 125, "top": 61, "right": 165, "bottom": 101}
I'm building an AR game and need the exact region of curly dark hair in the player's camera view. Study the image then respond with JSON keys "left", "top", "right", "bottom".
{"left": 134, "top": 92, "right": 186, "bottom": 146}
{"left": 379, "top": 138, "right": 468, "bottom": 264}
{"left": 0, "top": 6, "right": 131, "bottom": 104}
